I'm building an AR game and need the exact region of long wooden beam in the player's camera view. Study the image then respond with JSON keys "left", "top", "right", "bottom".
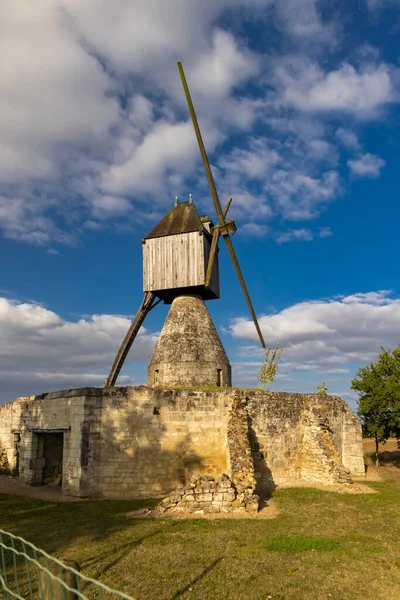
{"left": 106, "top": 292, "right": 158, "bottom": 387}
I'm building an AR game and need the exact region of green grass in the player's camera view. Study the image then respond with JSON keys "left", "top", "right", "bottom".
{"left": 0, "top": 468, "right": 400, "bottom": 599}
{"left": 264, "top": 534, "right": 340, "bottom": 553}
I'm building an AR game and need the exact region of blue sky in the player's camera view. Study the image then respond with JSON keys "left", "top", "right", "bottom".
{"left": 1, "top": 0, "right": 400, "bottom": 411}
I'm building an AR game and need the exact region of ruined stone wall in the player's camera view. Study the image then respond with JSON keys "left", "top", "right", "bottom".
{"left": 245, "top": 391, "right": 365, "bottom": 490}
{"left": 82, "top": 387, "right": 230, "bottom": 498}
{"left": 0, "top": 391, "right": 98, "bottom": 495}
{"left": 0, "top": 398, "right": 26, "bottom": 473}
{"left": 2, "top": 387, "right": 365, "bottom": 499}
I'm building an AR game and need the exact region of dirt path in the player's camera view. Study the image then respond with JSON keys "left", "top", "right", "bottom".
{"left": 0, "top": 475, "right": 84, "bottom": 502}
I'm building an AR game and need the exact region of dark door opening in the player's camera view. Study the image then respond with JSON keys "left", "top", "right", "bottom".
{"left": 37, "top": 432, "right": 64, "bottom": 485}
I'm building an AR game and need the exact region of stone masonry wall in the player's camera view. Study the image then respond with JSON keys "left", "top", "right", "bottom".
{"left": 1, "top": 387, "right": 365, "bottom": 499}
{"left": 83, "top": 387, "right": 230, "bottom": 498}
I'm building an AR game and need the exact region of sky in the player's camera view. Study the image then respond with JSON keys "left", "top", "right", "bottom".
{"left": 1, "top": 0, "right": 400, "bottom": 412}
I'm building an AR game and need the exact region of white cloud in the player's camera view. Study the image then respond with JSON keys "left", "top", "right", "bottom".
{"left": 276, "top": 59, "right": 396, "bottom": 116}
{"left": 0, "top": 1, "right": 119, "bottom": 179}
{"left": 218, "top": 138, "right": 280, "bottom": 180}
{"left": 274, "top": 0, "right": 337, "bottom": 47}
{"left": 276, "top": 228, "right": 314, "bottom": 243}
{"left": 0, "top": 0, "right": 398, "bottom": 248}
{"left": 230, "top": 290, "right": 400, "bottom": 404}
{"left": 0, "top": 1, "right": 267, "bottom": 244}
{"left": 101, "top": 121, "right": 200, "bottom": 197}
{"left": 231, "top": 290, "right": 400, "bottom": 361}
{"left": 307, "top": 140, "right": 338, "bottom": 165}
{"left": 340, "top": 290, "right": 392, "bottom": 305}
{"left": 318, "top": 226, "right": 333, "bottom": 238}
{"left": 335, "top": 128, "right": 361, "bottom": 151}
{"left": 348, "top": 152, "right": 386, "bottom": 177}
{"left": 367, "top": 0, "right": 400, "bottom": 10}
{"left": 266, "top": 169, "right": 341, "bottom": 220}
{"left": 90, "top": 195, "right": 132, "bottom": 219}
{"left": 0, "top": 297, "right": 158, "bottom": 404}
{"left": 240, "top": 223, "right": 269, "bottom": 237}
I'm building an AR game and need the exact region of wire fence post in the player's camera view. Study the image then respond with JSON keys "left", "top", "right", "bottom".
{"left": 0, "top": 528, "right": 137, "bottom": 600}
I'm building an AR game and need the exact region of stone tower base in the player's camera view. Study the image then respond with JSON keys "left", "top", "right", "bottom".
{"left": 0, "top": 387, "right": 365, "bottom": 499}
{"left": 147, "top": 295, "right": 231, "bottom": 387}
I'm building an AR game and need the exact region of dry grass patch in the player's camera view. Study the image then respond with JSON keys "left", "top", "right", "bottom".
{"left": 0, "top": 440, "right": 399, "bottom": 599}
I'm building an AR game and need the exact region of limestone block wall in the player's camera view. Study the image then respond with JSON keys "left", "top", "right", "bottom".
{"left": 0, "top": 398, "right": 29, "bottom": 473}
{"left": 2, "top": 386, "right": 365, "bottom": 499}
{"left": 81, "top": 387, "right": 231, "bottom": 498}
{"left": 342, "top": 408, "right": 365, "bottom": 478}
{"left": 0, "top": 390, "right": 101, "bottom": 495}
{"left": 246, "top": 391, "right": 365, "bottom": 490}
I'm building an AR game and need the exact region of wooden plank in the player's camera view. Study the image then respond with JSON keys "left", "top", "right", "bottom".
{"left": 143, "top": 233, "right": 206, "bottom": 291}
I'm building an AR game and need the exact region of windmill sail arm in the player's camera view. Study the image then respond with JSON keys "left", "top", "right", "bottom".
{"left": 106, "top": 291, "right": 158, "bottom": 387}
{"left": 177, "top": 60, "right": 265, "bottom": 349}
{"left": 177, "top": 62, "right": 224, "bottom": 226}
{"left": 223, "top": 235, "right": 266, "bottom": 349}
{"left": 205, "top": 228, "right": 220, "bottom": 289}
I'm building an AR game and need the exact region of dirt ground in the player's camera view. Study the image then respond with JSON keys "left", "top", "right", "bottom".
{"left": 0, "top": 475, "right": 84, "bottom": 502}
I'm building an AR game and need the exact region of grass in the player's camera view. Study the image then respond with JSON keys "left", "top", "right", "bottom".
{"left": 264, "top": 534, "right": 340, "bottom": 553}
{"left": 0, "top": 442, "right": 400, "bottom": 600}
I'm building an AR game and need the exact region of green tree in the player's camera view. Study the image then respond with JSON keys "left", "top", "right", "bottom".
{"left": 351, "top": 346, "right": 400, "bottom": 466}
{"left": 317, "top": 382, "right": 328, "bottom": 396}
{"left": 258, "top": 343, "right": 283, "bottom": 390}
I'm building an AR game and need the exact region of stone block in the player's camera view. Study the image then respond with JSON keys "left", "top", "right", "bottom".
{"left": 219, "top": 506, "right": 233, "bottom": 513}
{"left": 195, "top": 493, "right": 213, "bottom": 502}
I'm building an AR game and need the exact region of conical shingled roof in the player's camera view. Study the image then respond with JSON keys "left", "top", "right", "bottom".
{"left": 143, "top": 201, "right": 203, "bottom": 240}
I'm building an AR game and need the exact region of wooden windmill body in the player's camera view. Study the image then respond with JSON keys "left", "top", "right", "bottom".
{"left": 106, "top": 63, "right": 265, "bottom": 389}
{"left": 142, "top": 198, "right": 219, "bottom": 303}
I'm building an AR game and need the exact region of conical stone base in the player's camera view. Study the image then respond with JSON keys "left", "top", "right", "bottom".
{"left": 147, "top": 295, "right": 231, "bottom": 387}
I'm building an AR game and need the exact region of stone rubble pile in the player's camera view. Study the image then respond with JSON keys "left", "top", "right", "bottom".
{"left": 156, "top": 473, "right": 259, "bottom": 515}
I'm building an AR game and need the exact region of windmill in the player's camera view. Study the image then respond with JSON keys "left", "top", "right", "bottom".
{"left": 105, "top": 62, "right": 265, "bottom": 388}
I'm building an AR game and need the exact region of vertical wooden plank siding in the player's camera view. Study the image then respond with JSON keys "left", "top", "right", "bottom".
{"left": 143, "top": 232, "right": 207, "bottom": 291}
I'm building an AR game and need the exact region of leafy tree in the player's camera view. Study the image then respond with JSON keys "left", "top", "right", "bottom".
{"left": 258, "top": 343, "right": 283, "bottom": 390}
{"left": 351, "top": 346, "right": 400, "bottom": 465}
{"left": 317, "top": 382, "right": 328, "bottom": 396}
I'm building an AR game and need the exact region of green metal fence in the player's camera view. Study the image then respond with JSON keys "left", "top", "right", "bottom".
{"left": 0, "top": 529, "right": 136, "bottom": 600}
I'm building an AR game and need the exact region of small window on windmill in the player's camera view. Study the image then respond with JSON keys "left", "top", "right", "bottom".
{"left": 217, "top": 369, "right": 222, "bottom": 387}
{"left": 154, "top": 369, "right": 159, "bottom": 385}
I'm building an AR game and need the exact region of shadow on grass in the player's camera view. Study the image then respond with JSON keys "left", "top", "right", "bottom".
{"left": 0, "top": 494, "right": 160, "bottom": 555}
{"left": 170, "top": 557, "right": 223, "bottom": 599}
{"left": 81, "top": 528, "right": 165, "bottom": 581}
{"left": 365, "top": 449, "right": 400, "bottom": 467}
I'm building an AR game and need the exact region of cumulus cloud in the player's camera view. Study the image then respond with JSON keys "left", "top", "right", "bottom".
{"left": 347, "top": 152, "right": 386, "bottom": 177}
{"left": 266, "top": 169, "right": 341, "bottom": 220}
{"left": 276, "top": 59, "right": 396, "bottom": 116}
{"left": 0, "top": 0, "right": 399, "bottom": 249}
{"left": 274, "top": 0, "right": 338, "bottom": 47}
{"left": 335, "top": 128, "right": 361, "bottom": 152}
{"left": 276, "top": 228, "right": 314, "bottom": 243}
{"left": 0, "top": 297, "right": 158, "bottom": 404}
{"left": 276, "top": 226, "right": 332, "bottom": 243}
{"left": 0, "top": 0, "right": 267, "bottom": 244}
{"left": 240, "top": 223, "right": 269, "bottom": 237}
{"left": 230, "top": 290, "right": 400, "bottom": 405}
{"left": 231, "top": 289, "right": 400, "bottom": 366}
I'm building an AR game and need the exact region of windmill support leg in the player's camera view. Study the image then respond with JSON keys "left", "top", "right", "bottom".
{"left": 106, "top": 292, "right": 159, "bottom": 387}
